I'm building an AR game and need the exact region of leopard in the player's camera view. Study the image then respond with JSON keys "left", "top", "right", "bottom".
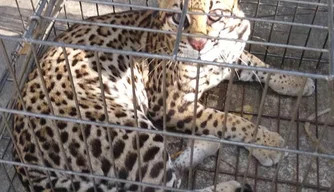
{"left": 12, "top": 0, "right": 315, "bottom": 191}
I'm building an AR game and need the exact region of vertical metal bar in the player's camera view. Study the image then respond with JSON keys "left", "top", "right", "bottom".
{"left": 0, "top": 124, "right": 7, "bottom": 145}
{"left": 1, "top": 139, "right": 17, "bottom": 192}
{"left": 1, "top": 164, "right": 14, "bottom": 192}
{"left": 5, "top": 168, "right": 18, "bottom": 192}
{"left": 192, "top": 170, "right": 197, "bottom": 189}
{"left": 0, "top": 113, "right": 33, "bottom": 192}
{"left": 39, "top": 0, "right": 66, "bottom": 41}
{"left": 168, "top": 2, "right": 196, "bottom": 184}
{"left": 298, "top": 80, "right": 334, "bottom": 192}
{"left": 271, "top": 78, "right": 308, "bottom": 191}
{"left": 213, "top": 70, "right": 235, "bottom": 192}
{"left": 315, "top": 3, "right": 334, "bottom": 190}
{"left": 188, "top": 63, "right": 201, "bottom": 189}
{"left": 79, "top": 1, "right": 84, "bottom": 20}
{"left": 315, "top": 33, "right": 328, "bottom": 70}
{"left": 162, "top": 58, "right": 168, "bottom": 186}
{"left": 296, "top": 111, "right": 300, "bottom": 190}
{"left": 130, "top": 59, "right": 143, "bottom": 192}
{"left": 62, "top": 47, "right": 97, "bottom": 192}
{"left": 279, "top": 2, "right": 299, "bottom": 68}
{"left": 297, "top": 0, "right": 321, "bottom": 68}
{"left": 94, "top": 52, "right": 119, "bottom": 191}
{"left": 111, "top": 0, "right": 116, "bottom": 13}
{"left": 234, "top": 80, "right": 246, "bottom": 182}
{"left": 42, "top": 0, "right": 57, "bottom": 24}
{"left": 240, "top": 73, "right": 272, "bottom": 192}
{"left": 0, "top": 37, "right": 37, "bottom": 119}
{"left": 31, "top": 45, "right": 76, "bottom": 191}
{"left": 329, "top": 182, "right": 334, "bottom": 192}
{"left": 0, "top": 133, "right": 18, "bottom": 192}
{"left": 14, "top": 0, "right": 27, "bottom": 31}
{"left": 0, "top": 39, "right": 53, "bottom": 192}
{"left": 63, "top": 5, "right": 70, "bottom": 28}
{"left": 1, "top": 41, "right": 29, "bottom": 90}
{"left": 328, "top": 0, "right": 334, "bottom": 75}
{"left": 95, "top": 3, "right": 100, "bottom": 16}
{"left": 253, "top": 138, "right": 259, "bottom": 189}
{"left": 25, "top": 0, "right": 49, "bottom": 39}
{"left": 3, "top": 50, "right": 33, "bottom": 106}
{"left": 314, "top": 80, "right": 320, "bottom": 192}
{"left": 52, "top": 25, "right": 58, "bottom": 37}
{"left": 263, "top": 1, "right": 280, "bottom": 62}
{"left": 30, "top": 0, "right": 36, "bottom": 13}
{"left": 247, "top": 0, "right": 260, "bottom": 52}
{"left": 172, "top": 0, "right": 190, "bottom": 60}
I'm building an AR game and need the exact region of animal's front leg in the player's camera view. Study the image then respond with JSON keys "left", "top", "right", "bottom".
{"left": 172, "top": 138, "right": 253, "bottom": 192}
{"left": 164, "top": 90, "right": 286, "bottom": 167}
{"left": 237, "top": 51, "right": 315, "bottom": 96}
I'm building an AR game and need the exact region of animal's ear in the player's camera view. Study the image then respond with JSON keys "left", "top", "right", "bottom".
{"left": 232, "top": 0, "right": 244, "bottom": 16}
{"left": 233, "top": 0, "right": 240, "bottom": 9}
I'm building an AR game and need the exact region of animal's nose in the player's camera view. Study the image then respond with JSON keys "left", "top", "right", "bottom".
{"left": 187, "top": 37, "right": 207, "bottom": 51}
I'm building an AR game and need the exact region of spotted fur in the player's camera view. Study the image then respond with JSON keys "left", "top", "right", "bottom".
{"left": 13, "top": 0, "right": 314, "bottom": 192}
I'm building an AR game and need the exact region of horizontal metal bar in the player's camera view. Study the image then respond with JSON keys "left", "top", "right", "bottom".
{"left": 226, "top": 110, "right": 334, "bottom": 128}
{"left": 40, "top": 14, "right": 329, "bottom": 50}
{"left": 241, "top": 0, "right": 324, "bottom": 8}
{"left": 0, "top": 35, "right": 330, "bottom": 80}
{"left": 198, "top": 168, "right": 331, "bottom": 191}
{"left": 175, "top": 57, "right": 331, "bottom": 80}
{"left": 66, "top": 0, "right": 328, "bottom": 30}
{"left": 0, "top": 136, "right": 10, "bottom": 141}
{"left": 69, "top": 0, "right": 181, "bottom": 13}
{"left": 280, "top": 0, "right": 331, "bottom": 7}
{"left": 250, "top": 51, "right": 328, "bottom": 64}
{"left": 42, "top": 15, "right": 175, "bottom": 35}
{"left": 1, "top": 107, "right": 334, "bottom": 160}
{"left": 0, "top": 159, "right": 190, "bottom": 192}
{"left": 78, "top": 0, "right": 333, "bottom": 8}
{"left": 39, "top": 16, "right": 329, "bottom": 53}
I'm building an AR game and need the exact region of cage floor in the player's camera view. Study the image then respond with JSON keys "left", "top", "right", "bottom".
{"left": 0, "top": 0, "right": 333, "bottom": 192}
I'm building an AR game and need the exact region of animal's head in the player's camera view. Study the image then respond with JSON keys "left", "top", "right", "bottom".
{"left": 155, "top": 0, "right": 250, "bottom": 63}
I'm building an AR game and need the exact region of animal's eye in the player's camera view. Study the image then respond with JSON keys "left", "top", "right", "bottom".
{"left": 172, "top": 13, "right": 190, "bottom": 28}
{"left": 208, "top": 9, "right": 231, "bottom": 22}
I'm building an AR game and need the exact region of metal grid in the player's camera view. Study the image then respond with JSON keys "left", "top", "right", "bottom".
{"left": 0, "top": 0, "right": 333, "bottom": 191}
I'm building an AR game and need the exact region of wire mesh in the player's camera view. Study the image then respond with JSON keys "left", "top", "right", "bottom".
{"left": 0, "top": 0, "right": 333, "bottom": 192}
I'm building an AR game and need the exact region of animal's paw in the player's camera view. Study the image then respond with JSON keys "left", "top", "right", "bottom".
{"left": 248, "top": 126, "right": 288, "bottom": 167}
{"left": 173, "top": 135, "right": 220, "bottom": 171}
{"left": 196, "top": 181, "right": 253, "bottom": 192}
{"left": 269, "top": 74, "right": 315, "bottom": 96}
{"left": 302, "top": 78, "right": 315, "bottom": 96}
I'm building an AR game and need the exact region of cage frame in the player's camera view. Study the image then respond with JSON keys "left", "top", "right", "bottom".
{"left": 0, "top": 0, "right": 333, "bottom": 192}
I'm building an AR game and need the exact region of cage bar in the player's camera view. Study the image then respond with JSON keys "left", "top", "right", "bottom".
{"left": 0, "top": 0, "right": 333, "bottom": 192}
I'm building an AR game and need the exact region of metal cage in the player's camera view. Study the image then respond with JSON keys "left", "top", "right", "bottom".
{"left": 0, "top": 0, "right": 333, "bottom": 191}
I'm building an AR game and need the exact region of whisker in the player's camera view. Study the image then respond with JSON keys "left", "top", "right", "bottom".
{"left": 238, "top": 55, "right": 264, "bottom": 88}
{"left": 252, "top": 71, "right": 264, "bottom": 89}
{"left": 148, "top": 59, "right": 165, "bottom": 77}
{"left": 158, "top": 60, "right": 172, "bottom": 80}
{"left": 141, "top": 45, "right": 169, "bottom": 72}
